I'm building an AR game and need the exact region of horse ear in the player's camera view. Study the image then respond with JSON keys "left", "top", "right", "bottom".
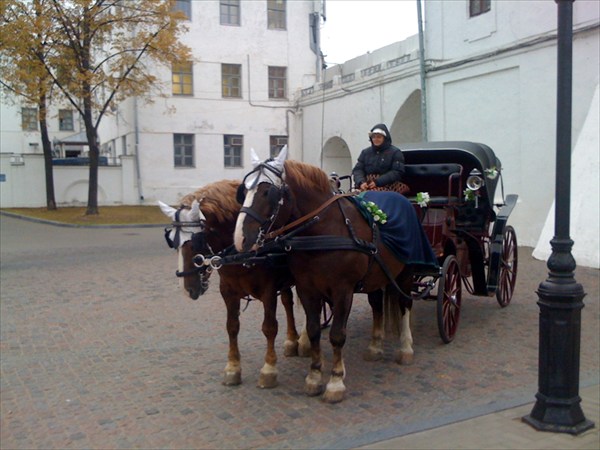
{"left": 273, "top": 145, "right": 288, "bottom": 171}
{"left": 189, "top": 200, "right": 203, "bottom": 221}
{"left": 158, "top": 200, "right": 176, "bottom": 220}
{"left": 251, "top": 148, "right": 261, "bottom": 167}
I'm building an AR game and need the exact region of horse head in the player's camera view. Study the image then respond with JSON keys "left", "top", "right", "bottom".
{"left": 234, "top": 146, "right": 292, "bottom": 252}
{"left": 159, "top": 199, "right": 213, "bottom": 300}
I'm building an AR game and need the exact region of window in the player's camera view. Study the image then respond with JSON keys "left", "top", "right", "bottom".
{"left": 121, "top": 135, "right": 127, "bottom": 155}
{"left": 270, "top": 136, "right": 287, "bottom": 158}
{"left": 224, "top": 135, "right": 243, "bottom": 167}
{"left": 21, "top": 107, "right": 38, "bottom": 131}
{"left": 268, "top": 66, "right": 287, "bottom": 99}
{"left": 59, "top": 109, "right": 74, "bottom": 131}
{"left": 172, "top": 62, "right": 193, "bottom": 96}
{"left": 174, "top": 134, "right": 194, "bottom": 167}
{"left": 222, "top": 64, "right": 242, "bottom": 98}
{"left": 173, "top": 0, "right": 191, "bottom": 20}
{"left": 469, "top": 0, "right": 491, "bottom": 17}
{"left": 220, "top": 0, "right": 240, "bottom": 25}
{"left": 267, "top": 0, "right": 286, "bottom": 30}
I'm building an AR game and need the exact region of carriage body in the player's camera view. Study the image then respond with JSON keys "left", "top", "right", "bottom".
{"left": 400, "top": 141, "right": 519, "bottom": 342}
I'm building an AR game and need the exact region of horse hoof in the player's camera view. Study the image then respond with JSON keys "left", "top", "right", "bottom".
{"left": 258, "top": 372, "right": 278, "bottom": 389}
{"left": 323, "top": 387, "right": 345, "bottom": 404}
{"left": 283, "top": 340, "right": 299, "bottom": 357}
{"left": 305, "top": 381, "right": 324, "bottom": 397}
{"left": 395, "top": 351, "right": 414, "bottom": 365}
{"left": 363, "top": 347, "right": 383, "bottom": 361}
{"left": 223, "top": 371, "right": 242, "bottom": 386}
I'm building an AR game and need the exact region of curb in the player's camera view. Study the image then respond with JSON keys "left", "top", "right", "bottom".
{"left": 0, "top": 210, "right": 167, "bottom": 229}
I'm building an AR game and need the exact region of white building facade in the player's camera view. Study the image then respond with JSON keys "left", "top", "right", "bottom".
{"left": 1, "top": 0, "right": 322, "bottom": 205}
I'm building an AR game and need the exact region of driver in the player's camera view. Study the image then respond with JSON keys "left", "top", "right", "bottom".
{"left": 352, "top": 123, "right": 407, "bottom": 193}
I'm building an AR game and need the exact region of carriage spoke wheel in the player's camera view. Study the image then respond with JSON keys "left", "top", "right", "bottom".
{"left": 496, "top": 225, "right": 518, "bottom": 308}
{"left": 437, "top": 255, "right": 462, "bottom": 344}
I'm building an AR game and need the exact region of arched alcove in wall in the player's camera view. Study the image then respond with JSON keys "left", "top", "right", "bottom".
{"left": 62, "top": 180, "right": 107, "bottom": 206}
{"left": 321, "top": 136, "right": 353, "bottom": 178}
{"left": 390, "top": 89, "right": 422, "bottom": 144}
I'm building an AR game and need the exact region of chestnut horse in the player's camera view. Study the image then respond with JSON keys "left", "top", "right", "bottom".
{"left": 234, "top": 148, "right": 417, "bottom": 403}
{"left": 159, "top": 180, "right": 309, "bottom": 388}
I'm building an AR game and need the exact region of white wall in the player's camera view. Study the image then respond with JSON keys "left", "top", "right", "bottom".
{"left": 533, "top": 84, "right": 600, "bottom": 269}
{"left": 0, "top": 153, "right": 136, "bottom": 207}
{"left": 424, "top": 0, "right": 600, "bottom": 248}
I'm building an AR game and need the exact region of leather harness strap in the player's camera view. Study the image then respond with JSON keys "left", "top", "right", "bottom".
{"left": 265, "top": 192, "right": 356, "bottom": 240}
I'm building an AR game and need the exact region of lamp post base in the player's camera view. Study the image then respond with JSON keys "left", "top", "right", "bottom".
{"left": 522, "top": 392, "right": 595, "bottom": 435}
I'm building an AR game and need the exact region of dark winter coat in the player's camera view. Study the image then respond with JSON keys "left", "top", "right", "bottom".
{"left": 352, "top": 123, "right": 405, "bottom": 188}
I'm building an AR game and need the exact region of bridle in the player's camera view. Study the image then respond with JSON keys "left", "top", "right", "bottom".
{"left": 239, "top": 160, "right": 289, "bottom": 248}
{"left": 164, "top": 206, "right": 216, "bottom": 282}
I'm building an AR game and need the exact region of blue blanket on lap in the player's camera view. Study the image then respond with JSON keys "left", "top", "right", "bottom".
{"left": 355, "top": 191, "right": 438, "bottom": 268}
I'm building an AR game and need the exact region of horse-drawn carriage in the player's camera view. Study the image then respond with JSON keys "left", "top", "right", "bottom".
{"left": 400, "top": 141, "right": 518, "bottom": 343}
{"left": 162, "top": 141, "right": 518, "bottom": 402}
{"left": 329, "top": 141, "right": 518, "bottom": 343}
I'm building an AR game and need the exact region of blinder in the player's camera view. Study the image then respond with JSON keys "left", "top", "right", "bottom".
{"left": 267, "top": 184, "right": 281, "bottom": 208}
{"left": 236, "top": 183, "right": 246, "bottom": 205}
{"left": 163, "top": 206, "right": 207, "bottom": 250}
{"left": 191, "top": 231, "right": 206, "bottom": 252}
{"left": 164, "top": 226, "right": 176, "bottom": 249}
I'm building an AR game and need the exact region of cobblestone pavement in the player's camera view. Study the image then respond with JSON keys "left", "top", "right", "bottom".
{"left": 1, "top": 214, "right": 598, "bottom": 449}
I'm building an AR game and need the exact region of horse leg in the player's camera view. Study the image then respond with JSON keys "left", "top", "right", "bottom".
{"left": 258, "top": 292, "right": 279, "bottom": 388}
{"left": 298, "top": 326, "right": 311, "bottom": 357}
{"left": 223, "top": 296, "right": 242, "bottom": 385}
{"left": 323, "top": 294, "right": 353, "bottom": 404}
{"left": 365, "top": 289, "right": 384, "bottom": 361}
{"left": 394, "top": 273, "right": 414, "bottom": 365}
{"left": 297, "top": 302, "right": 313, "bottom": 357}
{"left": 301, "top": 297, "right": 324, "bottom": 396}
{"left": 280, "top": 287, "right": 300, "bottom": 357}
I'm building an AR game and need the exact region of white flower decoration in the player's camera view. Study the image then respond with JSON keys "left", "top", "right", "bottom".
{"left": 416, "top": 192, "right": 430, "bottom": 208}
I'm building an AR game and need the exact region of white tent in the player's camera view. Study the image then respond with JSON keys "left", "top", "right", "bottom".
{"left": 533, "top": 84, "right": 600, "bottom": 269}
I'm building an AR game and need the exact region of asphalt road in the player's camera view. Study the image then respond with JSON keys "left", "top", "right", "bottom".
{"left": 1, "top": 214, "right": 598, "bottom": 449}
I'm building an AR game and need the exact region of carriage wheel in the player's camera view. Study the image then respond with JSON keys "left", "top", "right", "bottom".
{"left": 496, "top": 225, "right": 518, "bottom": 307}
{"left": 437, "top": 255, "right": 462, "bottom": 344}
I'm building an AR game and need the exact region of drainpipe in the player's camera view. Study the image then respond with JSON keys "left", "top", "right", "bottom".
{"left": 417, "top": 0, "right": 428, "bottom": 141}
{"left": 133, "top": 96, "right": 144, "bottom": 201}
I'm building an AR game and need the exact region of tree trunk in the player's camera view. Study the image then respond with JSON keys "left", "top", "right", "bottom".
{"left": 84, "top": 115, "right": 99, "bottom": 216}
{"left": 38, "top": 93, "right": 57, "bottom": 210}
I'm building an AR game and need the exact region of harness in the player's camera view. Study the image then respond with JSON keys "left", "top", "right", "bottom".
{"left": 239, "top": 165, "right": 409, "bottom": 295}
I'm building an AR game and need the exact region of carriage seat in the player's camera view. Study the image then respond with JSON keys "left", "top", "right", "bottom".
{"left": 404, "top": 163, "right": 463, "bottom": 205}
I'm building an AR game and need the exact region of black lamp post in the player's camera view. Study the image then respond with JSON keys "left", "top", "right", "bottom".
{"left": 522, "top": 0, "right": 594, "bottom": 434}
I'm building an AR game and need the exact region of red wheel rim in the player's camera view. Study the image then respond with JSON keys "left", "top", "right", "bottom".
{"left": 496, "top": 226, "right": 518, "bottom": 307}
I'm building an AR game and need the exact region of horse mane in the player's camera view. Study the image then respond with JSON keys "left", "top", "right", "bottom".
{"left": 179, "top": 179, "right": 241, "bottom": 224}
{"left": 284, "top": 160, "right": 332, "bottom": 194}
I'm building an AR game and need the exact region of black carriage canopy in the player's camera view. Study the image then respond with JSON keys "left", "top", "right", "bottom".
{"left": 401, "top": 141, "right": 503, "bottom": 208}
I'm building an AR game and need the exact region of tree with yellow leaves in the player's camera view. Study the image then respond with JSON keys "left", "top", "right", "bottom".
{"left": 1, "top": 0, "right": 191, "bottom": 215}
{"left": 1, "top": 0, "right": 59, "bottom": 209}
